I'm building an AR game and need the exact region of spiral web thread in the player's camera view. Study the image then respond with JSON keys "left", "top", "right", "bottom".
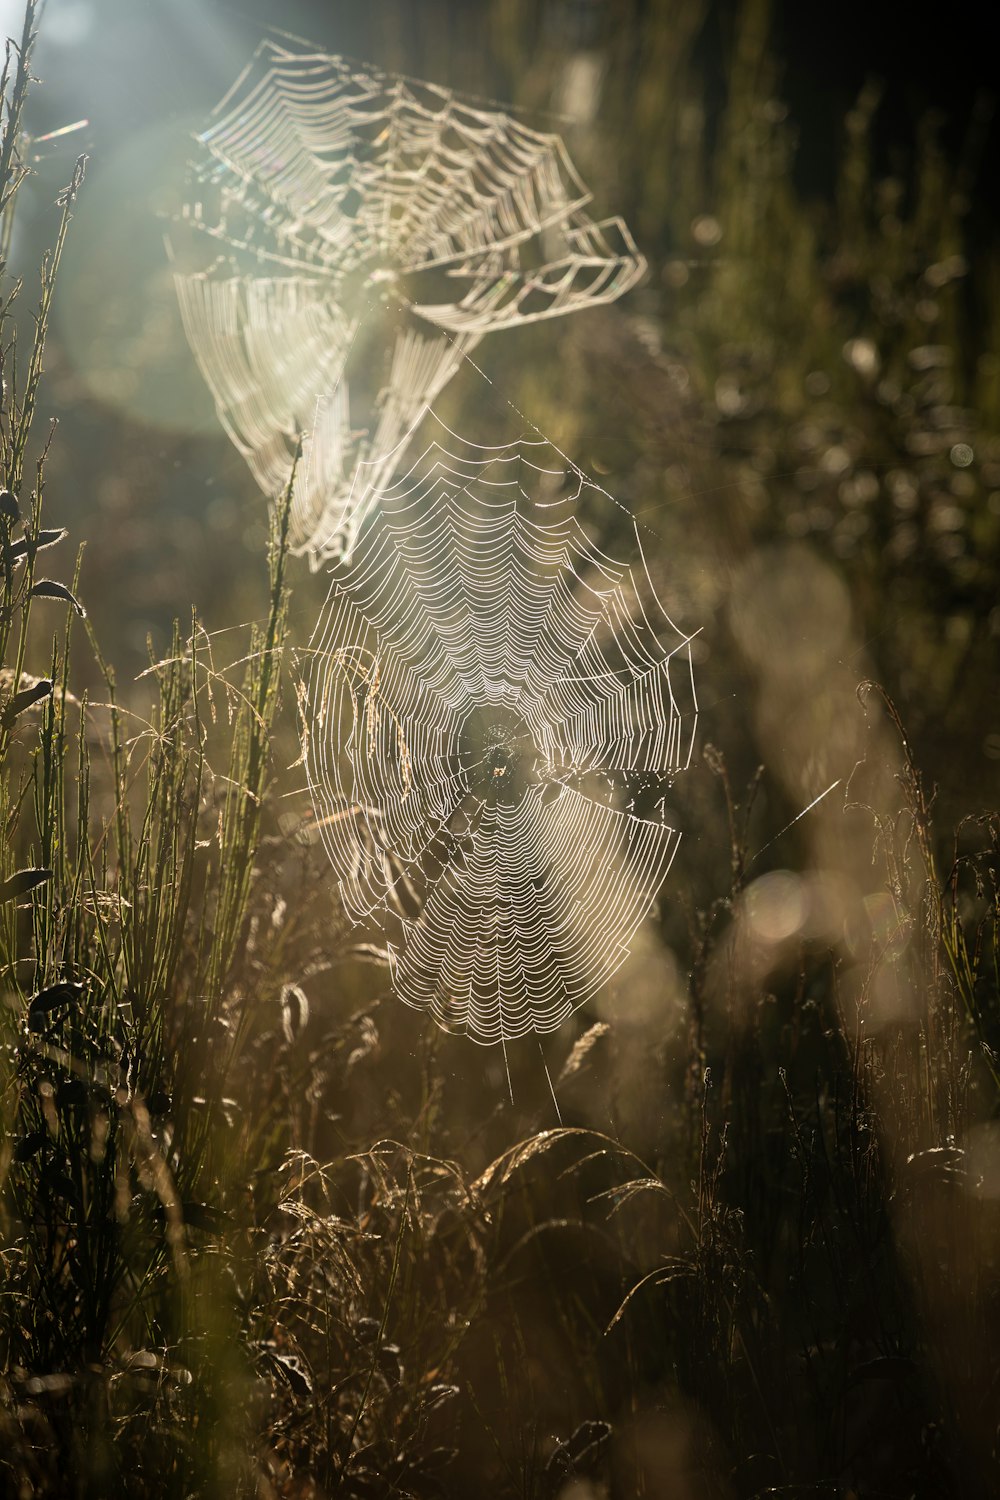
{"left": 304, "top": 417, "right": 698, "bottom": 1050}
{"left": 174, "top": 40, "right": 645, "bottom": 561}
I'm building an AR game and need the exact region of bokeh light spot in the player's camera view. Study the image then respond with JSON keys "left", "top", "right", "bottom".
{"left": 744, "top": 871, "right": 807, "bottom": 945}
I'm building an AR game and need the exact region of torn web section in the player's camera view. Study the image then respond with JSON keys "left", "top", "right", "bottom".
{"left": 174, "top": 269, "right": 356, "bottom": 547}
{"left": 179, "top": 41, "right": 646, "bottom": 562}
{"left": 411, "top": 214, "right": 645, "bottom": 332}
{"left": 174, "top": 261, "right": 478, "bottom": 562}
{"left": 313, "top": 322, "right": 474, "bottom": 563}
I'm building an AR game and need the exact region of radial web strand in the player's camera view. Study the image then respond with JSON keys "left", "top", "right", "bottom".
{"left": 304, "top": 418, "right": 698, "bottom": 1047}
{"left": 174, "top": 40, "right": 645, "bottom": 561}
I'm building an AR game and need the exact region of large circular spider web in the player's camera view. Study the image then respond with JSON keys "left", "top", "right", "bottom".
{"left": 304, "top": 417, "right": 698, "bottom": 1047}
{"left": 174, "top": 40, "right": 645, "bottom": 561}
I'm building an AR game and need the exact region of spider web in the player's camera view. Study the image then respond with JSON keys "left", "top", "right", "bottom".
{"left": 175, "top": 40, "right": 645, "bottom": 561}
{"left": 303, "top": 417, "right": 698, "bottom": 1048}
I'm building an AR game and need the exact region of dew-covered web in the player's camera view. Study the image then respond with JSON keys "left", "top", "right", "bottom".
{"left": 304, "top": 417, "right": 698, "bottom": 1051}
{"left": 174, "top": 40, "right": 645, "bottom": 561}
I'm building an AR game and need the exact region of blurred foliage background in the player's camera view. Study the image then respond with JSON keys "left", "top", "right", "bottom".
{"left": 0, "top": 0, "right": 998, "bottom": 1495}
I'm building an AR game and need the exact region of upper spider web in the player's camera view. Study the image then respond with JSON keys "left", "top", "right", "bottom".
{"left": 174, "top": 40, "right": 645, "bottom": 561}
{"left": 304, "top": 417, "right": 698, "bottom": 1047}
